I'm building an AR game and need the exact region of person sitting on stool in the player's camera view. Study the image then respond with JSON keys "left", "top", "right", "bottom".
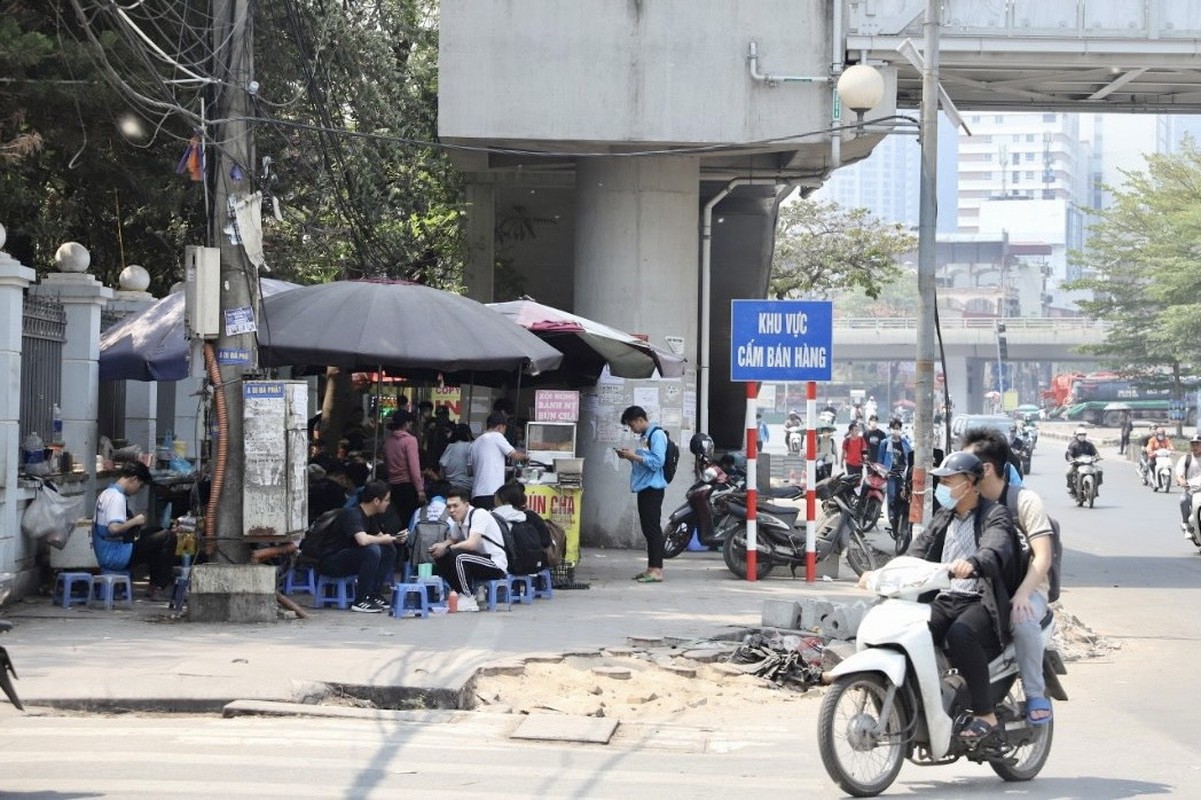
{"left": 92, "top": 461, "right": 178, "bottom": 601}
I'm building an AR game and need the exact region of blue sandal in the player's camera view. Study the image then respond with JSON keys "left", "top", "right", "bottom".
{"left": 1026, "top": 696, "right": 1053, "bottom": 726}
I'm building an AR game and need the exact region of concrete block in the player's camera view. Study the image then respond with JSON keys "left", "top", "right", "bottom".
{"left": 188, "top": 564, "right": 276, "bottom": 624}
{"left": 816, "top": 550, "right": 841, "bottom": 579}
{"left": 761, "top": 599, "right": 800, "bottom": 629}
{"left": 796, "top": 598, "right": 836, "bottom": 631}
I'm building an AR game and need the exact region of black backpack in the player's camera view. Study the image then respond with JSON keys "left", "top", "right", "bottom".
{"left": 299, "top": 509, "right": 343, "bottom": 561}
{"left": 1004, "top": 486, "right": 1063, "bottom": 603}
{"left": 646, "top": 425, "right": 680, "bottom": 483}
{"left": 488, "top": 512, "right": 547, "bottom": 575}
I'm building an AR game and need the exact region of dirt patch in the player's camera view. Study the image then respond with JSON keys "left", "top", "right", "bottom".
{"left": 474, "top": 647, "right": 816, "bottom": 726}
{"left": 1051, "top": 605, "right": 1119, "bottom": 660}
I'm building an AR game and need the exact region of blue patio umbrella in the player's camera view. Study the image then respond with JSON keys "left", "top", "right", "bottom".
{"left": 99, "top": 278, "right": 298, "bottom": 382}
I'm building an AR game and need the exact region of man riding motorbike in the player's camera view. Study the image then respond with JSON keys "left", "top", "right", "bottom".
{"left": 1175, "top": 434, "right": 1201, "bottom": 536}
{"left": 1064, "top": 427, "right": 1099, "bottom": 497}
{"left": 782, "top": 409, "right": 805, "bottom": 455}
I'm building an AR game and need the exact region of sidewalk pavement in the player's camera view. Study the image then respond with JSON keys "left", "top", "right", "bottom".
{"left": 0, "top": 548, "right": 865, "bottom": 714}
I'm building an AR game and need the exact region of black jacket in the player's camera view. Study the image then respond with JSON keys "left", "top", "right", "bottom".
{"left": 1065, "top": 439, "right": 1099, "bottom": 460}
{"left": 909, "top": 496, "right": 1021, "bottom": 644}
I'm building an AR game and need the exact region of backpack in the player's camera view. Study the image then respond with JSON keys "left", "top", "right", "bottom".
{"left": 541, "top": 516, "right": 567, "bottom": 568}
{"left": 1004, "top": 486, "right": 1063, "bottom": 603}
{"left": 488, "top": 512, "right": 547, "bottom": 575}
{"left": 409, "top": 506, "right": 451, "bottom": 567}
{"left": 299, "top": 509, "right": 343, "bottom": 561}
{"left": 646, "top": 425, "right": 680, "bottom": 483}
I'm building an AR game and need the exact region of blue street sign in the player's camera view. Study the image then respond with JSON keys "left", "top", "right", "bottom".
{"left": 730, "top": 300, "right": 833, "bottom": 382}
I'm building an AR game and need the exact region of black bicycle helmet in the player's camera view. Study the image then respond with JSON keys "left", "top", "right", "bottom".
{"left": 689, "top": 432, "right": 715, "bottom": 458}
{"left": 931, "top": 451, "right": 984, "bottom": 482}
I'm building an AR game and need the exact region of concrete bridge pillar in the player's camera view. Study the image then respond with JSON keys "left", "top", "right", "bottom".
{"left": 573, "top": 156, "right": 699, "bottom": 549}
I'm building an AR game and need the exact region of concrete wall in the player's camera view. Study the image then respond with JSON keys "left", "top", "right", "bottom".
{"left": 440, "top": 0, "right": 833, "bottom": 147}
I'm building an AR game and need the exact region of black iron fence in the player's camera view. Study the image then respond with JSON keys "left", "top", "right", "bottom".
{"left": 20, "top": 295, "right": 66, "bottom": 450}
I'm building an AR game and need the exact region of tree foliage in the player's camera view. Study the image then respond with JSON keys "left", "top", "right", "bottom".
{"left": 769, "top": 198, "right": 916, "bottom": 301}
{"left": 1065, "top": 145, "right": 1201, "bottom": 391}
{"left": 0, "top": 0, "right": 463, "bottom": 293}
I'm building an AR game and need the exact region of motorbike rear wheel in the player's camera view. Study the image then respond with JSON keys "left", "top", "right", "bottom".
{"left": 722, "top": 526, "right": 774, "bottom": 580}
{"left": 990, "top": 687, "right": 1054, "bottom": 782}
{"left": 890, "top": 512, "right": 912, "bottom": 556}
{"left": 662, "top": 520, "right": 691, "bottom": 559}
{"left": 857, "top": 496, "right": 881, "bottom": 532}
{"left": 818, "top": 673, "right": 909, "bottom": 797}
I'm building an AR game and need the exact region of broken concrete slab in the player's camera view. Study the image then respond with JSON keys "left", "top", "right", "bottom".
{"left": 626, "top": 635, "right": 664, "bottom": 647}
{"left": 660, "top": 664, "right": 697, "bottom": 679}
{"left": 592, "top": 666, "right": 632, "bottom": 680}
{"left": 510, "top": 713, "right": 619, "bottom": 744}
{"left": 479, "top": 661, "right": 526, "bottom": 677}
{"left": 761, "top": 599, "right": 800, "bottom": 629}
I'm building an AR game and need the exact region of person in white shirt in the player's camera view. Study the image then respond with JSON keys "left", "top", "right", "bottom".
{"left": 428, "top": 489, "right": 507, "bottom": 604}
{"left": 468, "top": 411, "right": 526, "bottom": 509}
{"left": 1174, "top": 434, "right": 1201, "bottom": 535}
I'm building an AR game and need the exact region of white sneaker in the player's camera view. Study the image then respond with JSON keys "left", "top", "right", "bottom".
{"left": 457, "top": 596, "right": 480, "bottom": 612}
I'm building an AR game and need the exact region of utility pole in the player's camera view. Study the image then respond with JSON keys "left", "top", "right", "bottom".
{"left": 913, "top": 0, "right": 940, "bottom": 526}
{"left": 210, "top": 0, "right": 255, "bottom": 565}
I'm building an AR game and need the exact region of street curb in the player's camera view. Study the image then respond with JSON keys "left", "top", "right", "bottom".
{"left": 222, "top": 699, "right": 467, "bottom": 723}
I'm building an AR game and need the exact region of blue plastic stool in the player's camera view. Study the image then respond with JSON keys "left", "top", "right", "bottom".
{"left": 390, "top": 582, "right": 431, "bottom": 618}
{"left": 508, "top": 574, "right": 535, "bottom": 604}
{"left": 479, "top": 578, "right": 512, "bottom": 611}
{"left": 89, "top": 573, "right": 134, "bottom": 610}
{"left": 284, "top": 565, "right": 317, "bottom": 595}
{"left": 417, "top": 576, "right": 447, "bottom": 607}
{"left": 531, "top": 568, "right": 555, "bottom": 600}
{"left": 312, "top": 575, "right": 357, "bottom": 610}
{"left": 52, "top": 572, "right": 93, "bottom": 608}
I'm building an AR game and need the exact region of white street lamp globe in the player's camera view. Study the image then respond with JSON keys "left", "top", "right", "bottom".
{"left": 119, "top": 264, "right": 151, "bottom": 292}
{"left": 55, "top": 242, "right": 91, "bottom": 273}
{"left": 0, "top": 224, "right": 6, "bottom": 250}
{"left": 837, "top": 64, "right": 885, "bottom": 114}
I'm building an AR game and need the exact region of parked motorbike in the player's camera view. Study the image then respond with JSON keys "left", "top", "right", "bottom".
{"left": 662, "top": 457, "right": 743, "bottom": 558}
{"left": 0, "top": 619, "right": 23, "bottom": 711}
{"left": 818, "top": 558, "right": 1065, "bottom": 797}
{"left": 854, "top": 462, "right": 889, "bottom": 533}
{"left": 1070, "top": 455, "right": 1102, "bottom": 508}
{"left": 1151, "top": 448, "right": 1174, "bottom": 493}
{"left": 886, "top": 471, "right": 913, "bottom": 556}
{"left": 1183, "top": 473, "right": 1201, "bottom": 551}
{"left": 722, "top": 471, "right": 877, "bottom": 580}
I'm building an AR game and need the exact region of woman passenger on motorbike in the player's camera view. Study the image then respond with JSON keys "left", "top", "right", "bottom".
{"left": 907, "top": 452, "right": 1022, "bottom": 742}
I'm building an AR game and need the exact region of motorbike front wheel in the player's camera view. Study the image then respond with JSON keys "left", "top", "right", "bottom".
{"left": 662, "top": 520, "right": 692, "bottom": 559}
{"left": 845, "top": 530, "right": 878, "bottom": 577}
{"left": 890, "top": 511, "right": 912, "bottom": 556}
{"left": 722, "top": 526, "right": 774, "bottom": 581}
{"left": 818, "top": 673, "right": 909, "bottom": 797}
{"left": 990, "top": 686, "right": 1054, "bottom": 782}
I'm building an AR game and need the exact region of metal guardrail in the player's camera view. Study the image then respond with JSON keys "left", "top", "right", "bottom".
{"left": 834, "top": 317, "right": 1110, "bottom": 331}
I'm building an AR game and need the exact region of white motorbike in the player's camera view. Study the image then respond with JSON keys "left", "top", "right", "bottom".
{"left": 818, "top": 558, "right": 1066, "bottom": 797}
{"left": 1184, "top": 473, "right": 1201, "bottom": 551}
{"left": 784, "top": 425, "right": 804, "bottom": 456}
{"left": 1152, "top": 448, "right": 1175, "bottom": 493}
{"left": 1070, "top": 455, "right": 1102, "bottom": 508}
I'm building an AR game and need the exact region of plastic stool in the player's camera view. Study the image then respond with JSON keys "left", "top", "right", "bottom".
{"left": 284, "top": 565, "right": 317, "bottom": 595}
{"left": 89, "top": 573, "right": 134, "bottom": 610}
{"left": 479, "top": 578, "right": 512, "bottom": 611}
{"left": 531, "top": 568, "right": 555, "bottom": 600}
{"left": 53, "top": 572, "right": 93, "bottom": 608}
{"left": 417, "top": 576, "right": 446, "bottom": 607}
{"left": 390, "top": 582, "right": 430, "bottom": 619}
{"left": 508, "top": 574, "right": 535, "bottom": 604}
{"left": 312, "top": 575, "right": 357, "bottom": 610}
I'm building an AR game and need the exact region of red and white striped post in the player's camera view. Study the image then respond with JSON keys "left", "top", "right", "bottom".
{"left": 744, "top": 382, "right": 759, "bottom": 581}
{"left": 804, "top": 380, "right": 818, "bottom": 582}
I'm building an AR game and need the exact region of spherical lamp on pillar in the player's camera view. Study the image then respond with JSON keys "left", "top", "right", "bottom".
{"left": 55, "top": 242, "right": 91, "bottom": 274}
{"left": 0, "top": 223, "right": 7, "bottom": 251}
{"left": 837, "top": 64, "right": 886, "bottom": 124}
{"left": 119, "top": 265, "right": 151, "bottom": 293}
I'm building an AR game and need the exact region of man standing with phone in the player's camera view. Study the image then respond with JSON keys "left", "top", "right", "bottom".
{"left": 615, "top": 405, "right": 667, "bottom": 583}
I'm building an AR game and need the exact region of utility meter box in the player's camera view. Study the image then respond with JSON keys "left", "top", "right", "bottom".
{"left": 184, "top": 245, "right": 221, "bottom": 339}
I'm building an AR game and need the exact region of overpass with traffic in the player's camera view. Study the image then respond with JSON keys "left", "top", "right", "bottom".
{"left": 833, "top": 316, "right": 1108, "bottom": 413}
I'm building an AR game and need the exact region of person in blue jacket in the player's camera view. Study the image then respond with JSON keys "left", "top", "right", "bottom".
{"left": 616, "top": 405, "right": 668, "bottom": 583}
{"left": 878, "top": 419, "right": 913, "bottom": 522}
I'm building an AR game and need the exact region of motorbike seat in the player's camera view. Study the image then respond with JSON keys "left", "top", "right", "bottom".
{"left": 758, "top": 501, "right": 800, "bottom": 518}
{"left": 765, "top": 485, "right": 803, "bottom": 500}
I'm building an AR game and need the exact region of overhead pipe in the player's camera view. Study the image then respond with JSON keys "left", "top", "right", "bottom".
{"left": 699, "top": 178, "right": 791, "bottom": 436}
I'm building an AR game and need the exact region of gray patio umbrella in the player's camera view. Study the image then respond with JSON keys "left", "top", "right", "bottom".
{"left": 258, "top": 281, "right": 563, "bottom": 383}
{"left": 100, "top": 278, "right": 298, "bottom": 382}
{"left": 487, "top": 299, "right": 687, "bottom": 380}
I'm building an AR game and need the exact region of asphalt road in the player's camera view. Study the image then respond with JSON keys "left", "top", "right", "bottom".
{"left": 1, "top": 440, "right": 1198, "bottom": 798}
